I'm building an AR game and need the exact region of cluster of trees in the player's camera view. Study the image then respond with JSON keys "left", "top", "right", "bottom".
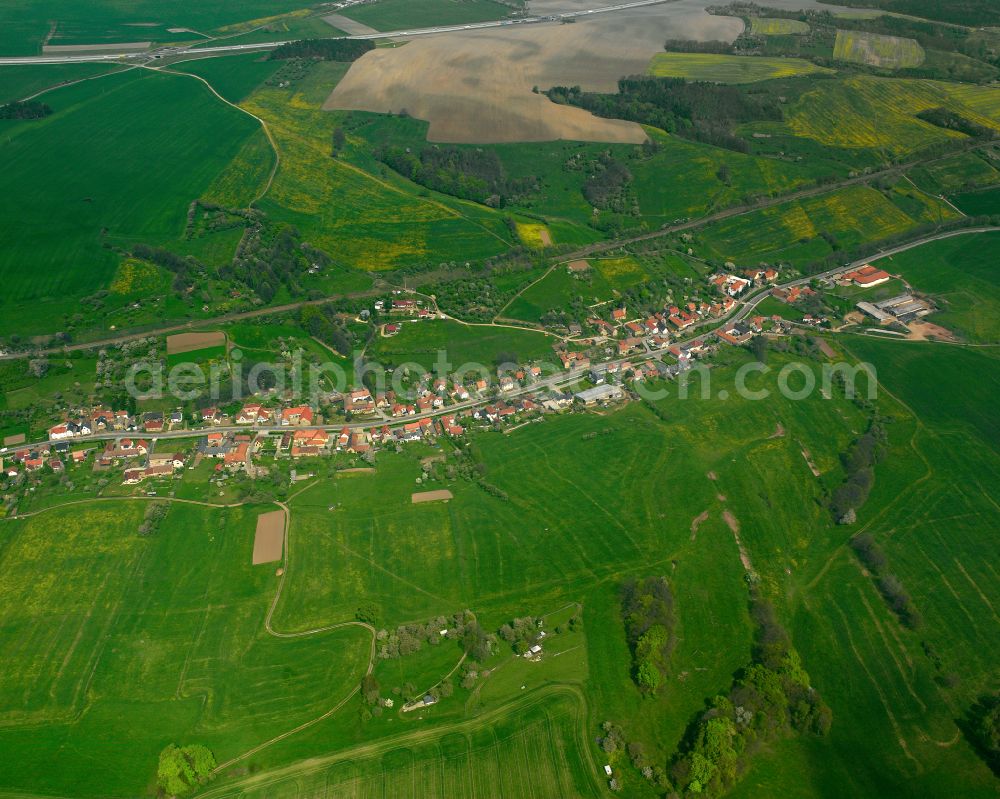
{"left": 669, "top": 595, "right": 831, "bottom": 797}
{"left": 374, "top": 611, "right": 495, "bottom": 662}
{"left": 156, "top": 744, "right": 216, "bottom": 797}
{"left": 599, "top": 721, "right": 668, "bottom": 791}
{"left": 582, "top": 154, "right": 635, "bottom": 213}
{"left": 138, "top": 503, "right": 168, "bottom": 537}
{"left": 546, "top": 77, "right": 783, "bottom": 153}
{"left": 851, "top": 533, "right": 922, "bottom": 629}
{"left": 375, "top": 144, "right": 538, "bottom": 207}
{"left": 131, "top": 243, "right": 203, "bottom": 295}
{"left": 621, "top": 576, "right": 675, "bottom": 694}
{"left": 830, "top": 417, "right": 886, "bottom": 524}
{"left": 663, "top": 38, "right": 734, "bottom": 54}
{"left": 917, "top": 108, "right": 997, "bottom": 139}
{"left": 450, "top": 445, "right": 511, "bottom": 500}
{"left": 269, "top": 38, "right": 374, "bottom": 61}
{"left": 967, "top": 693, "right": 1000, "bottom": 775}
{"left": 185, "top": 200, "right": 257, "bottom": 240}
{"left": 498, "top": 615, "right": 545, "bottom": 655}
{"left": 223, "top": 220, "right": 310, "bottom": 303}
{"left": 428, "top": 263, "right": 538, "bottom": 320}
{"left": 0, "top": 100, "right": 51, "bottom": 119}
{"left": 299, "top": 305, "right": 354, "bottom": 356}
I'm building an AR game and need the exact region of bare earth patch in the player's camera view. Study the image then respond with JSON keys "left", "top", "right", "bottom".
{"left": 800, "top": 447, "right": 821, "bottom": 477}
{"left": 769, "top": 422, "right": 786, "bottom": 439}
{"left": 690, "top": 509, "right": 709, "bottom": 540}
{"left": 412, "top": 489, "right": 454, "bottom": 503}
{"left": 166, "top": 331, "right": 226, "bottom": 355}
{"left": 337, "top": 467, "right": 376, "bottom": 475}
{"left": 817, "top": 339, "right": 836, "bottom": 358}
{"left": 252, "top": 510, "right": 285, "bottom": 565}
{"left": 322, "top": 13, "right": 380, "bottom": 36}
{"left": 324, "top": 4, "right": 741, "bottom": 142}
{"left": 3, "top": 433, "right": 26, "bottom": 446}
{"left": 722, "top": 509, "right": 754, "bottom": 572}
{"left": 906, "top": 321, "right": 958, "bottom": 342}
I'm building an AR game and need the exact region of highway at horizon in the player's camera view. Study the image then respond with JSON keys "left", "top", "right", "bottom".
{"left": 0, "top": 0, "right": 674, "bottom": 66}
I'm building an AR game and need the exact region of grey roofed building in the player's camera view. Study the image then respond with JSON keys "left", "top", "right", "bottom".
{"left": 856, "top": 302, "right": 894, "bottom": 323}
{"left": 886, "top": 299, "right": 929, "bottom": 319}
{"left": 874, "top": 294, "right": 915, "bottom": 311}
{"left": 574, "top": 384, "right": 624, "bottom": 405}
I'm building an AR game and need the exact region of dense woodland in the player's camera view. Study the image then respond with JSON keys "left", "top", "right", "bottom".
{"left": 222, "top": 219, "right": 314, "bottom": 303}
{"left": 269, "top": 38, "right": 374, "bottom": 61}
{"left": 917, "top": 108, "right": 998, "bottom": 140}
{"left": 582, "top": 153, "right": 635, "bottom": 213}
{"left": 0, "top": 100, "right": 51, "bottom": 119}
{"left": 815, "top": 0, "right": 1000, "bottom": 27}
{"left": 299, "top": 304, "right": 355, "bottom": 356}
{"left": 375, "top": 145, "right": 538, "bottom": 206}
{"left": 546, "top": 78, "right": 783, "bottom": 153}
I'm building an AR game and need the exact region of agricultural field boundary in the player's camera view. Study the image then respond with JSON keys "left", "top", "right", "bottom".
{"left": 1, "top": 490, "right": 380, "bottom": 779}
{"left": 197, "top": 684, "right": 600, "bottom": 799}
{"left": 145, "top": 62, "right": 280, "bottom": 205}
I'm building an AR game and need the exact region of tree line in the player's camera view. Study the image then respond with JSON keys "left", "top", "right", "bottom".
{"left": 851, "top": 533, "right": 923, "bottom": 629}
{"left": 0, "top": 100, "right": 51, "bottom": 120}
{"left": 269, "top": 38, "right": 374, "bottom": 61}
{"left": 375, "top": 144, "right": 538, "bottom": 207}
{"left": 583, "top": 153, "right": 634, "bottom": 212}
{"left": 546, "top": 77, "right": 783, "bottom": 154}
{"left": 830, "top": 416, "right": 886, "bottom": 524}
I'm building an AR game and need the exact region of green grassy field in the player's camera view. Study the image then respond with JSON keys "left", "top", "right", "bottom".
{"left": 698, "top": 182, "right": 959, "bottom": 266}
{"left": 503, "top": 267, "right": 616, "bottom": 323}
{"left": 746, "top": 76, "right": 1000, "bottom": 162}
{"left": 242, "top": 65, "right": 513, "bottom": 272}
{"left": 346, "top": 114, "right": 838, "bottom": 236}
{"left": 0, "top": 501, "right": 371, "bottom": 797}
{"left": 877, "top": 231, "right": 1000, "bottom": 342}
{"left": 338, "top": 0, "right": 513, "bottom": 31}
{"left": 2, "top": 343, "right": 998, "bottom": 797}
{"left": 173, "top": 52, "right": 283, "bottom": 103}
{"left": 952, "top": 185, "right": 1000, "bottom": 216}
{"left": 0, "top": 1, "right": 320, "bottom": 55}
{"left": 0, "top": 68, "right": 268, "bottom": 333}
{"left": 648, "top": 52, "right": 833, "bottom": 83}
{"left": 368, "top": 319, "right": 557, "bottom": 371}
{"left": 833, "top": 29, "right": 925, "bottom": 69}
{"left": 907, "top": 151, "right": 1000, "bottom": 195}
{"left": 0, "top": 62, "right": 122, "bottom": 103}
{"left": 750, "top": 17, "right": 811, "bottom": 35}
{"left": 202, "top": 689, "right": 601, "bottom": 799}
